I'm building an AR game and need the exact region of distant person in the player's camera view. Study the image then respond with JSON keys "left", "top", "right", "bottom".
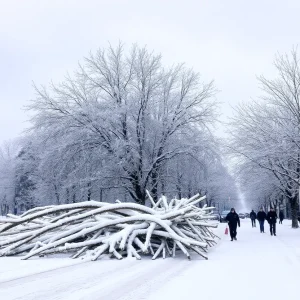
{"left": 256, "top": 208, "right": 267, "bottom": 233}
{"left": 267, "top": 207, "right": 278, "bottom": 236}
{"left": 250, "top": 210, "right": 257, "bottom": 227}
{"left": 279, "top": 211, "right": 284, "bottom": 224}
{"left": 226, "top": 208, "right": 240, "bottom": 241}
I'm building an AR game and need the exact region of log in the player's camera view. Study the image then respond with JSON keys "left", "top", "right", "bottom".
{"left": 0, "top": 191, "right": 219, "bottom": 261}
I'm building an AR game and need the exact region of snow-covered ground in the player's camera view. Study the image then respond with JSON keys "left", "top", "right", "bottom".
{"left": 1, "top": 219, "right": 300, "bottom": 300}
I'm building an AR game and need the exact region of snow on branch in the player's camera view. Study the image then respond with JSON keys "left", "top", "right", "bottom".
{"left": 0, "top": 192, "right": 219, "bottom": 261}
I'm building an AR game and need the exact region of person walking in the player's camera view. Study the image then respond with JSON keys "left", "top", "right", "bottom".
{"left": 279, "top": 211, "right": 284, "bottom": 224}
{"left": 226, "top": 208, "right": 240, "bottom": 241}
{"left": 250, "top": 210, "right": 257, "bottom": 227}
{"left": 257, "top": 208, "right": 267, "bottom": 233}
{"left": 267, "top": 207, "right": 278, "bottom": 236}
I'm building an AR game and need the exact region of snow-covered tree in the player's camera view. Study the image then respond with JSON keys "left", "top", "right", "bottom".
{"left": 24, "top": 43, "right": 224, "bottom": 205}
{"left": 0, "top": 142, "right": 18, "bottom": 215}
{"left": 229, "top": 49, "right": 300, "bottom": 228}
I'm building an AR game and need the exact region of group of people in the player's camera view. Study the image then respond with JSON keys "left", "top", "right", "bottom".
{"left": 250, "top": 208, "right": 281, "bottom": 235}
{"left": 225, "top": 207, "right": 282, "bottom": 241}
{"left": 250, "top": 208, "right": 283, "bottom": 235}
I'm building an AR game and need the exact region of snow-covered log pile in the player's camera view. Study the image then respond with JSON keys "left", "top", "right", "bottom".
{"left": 0, "top": 193, "right": 218, "bottom": 261}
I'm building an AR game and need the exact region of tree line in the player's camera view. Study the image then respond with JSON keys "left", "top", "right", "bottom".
{"left": 229, "top": 49, "right": 300, "bottom": 228}
{"left": 0, "top": 44, "right": 237, "bottom": 214}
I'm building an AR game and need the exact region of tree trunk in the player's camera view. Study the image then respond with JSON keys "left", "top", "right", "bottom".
{"left": 72, "top": 185, "right": 76, "bottom": 203}
{"left": 161, "top": 176, "right": 166, "bottom": 196}
{"left": 290, "top": 194, "right": 299, "bottom": 228}
{"left": 150, "top": 170, "right": 159, "bottom": 202}
{"left": 66, "top": 188, "right": 70, "bottom": 204}
{"left": 129, "top": 172, "right": 146, "bottom": 205}
{"left": 135, "top": 188, "right": 146, "bottom": 205}
{"left": 187, "top": 182, "right": 192, "bottom": 198}
{"left": 87, "top": 182, "right": 92, "bottom": 201}
{"left": 176, "top": 184, "right": 182, "bottom": 199}
{"left": 54, "top": 184, "right": 60, "bottom": 205}
{"left": 285, "top": 188, "right": 299, "bottom": 228}
{"left": 99, "top": 188, "right": 103, "bottom": 202}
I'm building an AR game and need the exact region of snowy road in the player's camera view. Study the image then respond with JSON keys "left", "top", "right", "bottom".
{"left": 1, "top": 220, "right": 300, "bottom": 300}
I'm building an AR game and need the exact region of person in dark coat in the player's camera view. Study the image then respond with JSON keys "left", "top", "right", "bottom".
{"left": 267, "top": 207, "right": 277, "bottom": 236}
{"left": 279, "top": 211, "right": 284, "bottom": 224}
{"left": 226, "top": 208, "right": 240, "bottom": 241}
{"left": 250, "top": 210, "right": 257, "bottom": 227}
{"left": 257, "top": 208, "right": 267, "bottom": 233}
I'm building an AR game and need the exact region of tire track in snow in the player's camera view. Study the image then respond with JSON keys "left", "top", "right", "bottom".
{"left": 1, "top": 256, "right": 194, "bottom": 300}
{"left": 93, "top": 258, "right": 193, "bottom": 300}
{"left": 0, "top": 258, "right": 143, "bottom": 300}
{"left": 0, "top": 259, "right": 85, "bottom": 284}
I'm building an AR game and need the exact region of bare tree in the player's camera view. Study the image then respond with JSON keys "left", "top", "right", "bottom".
{"left": 229, "top": 49, "right": 300, "bottom": 228}
{"left": 27, "top": 43, "right": 218, "bottom": 205}
{"left": 0, "top": 141, "right": 19, "bottom": 214}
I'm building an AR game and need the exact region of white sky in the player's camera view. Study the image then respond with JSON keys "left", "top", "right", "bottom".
{"left": 1, "top": 0, "right": 300, "bottom": 144}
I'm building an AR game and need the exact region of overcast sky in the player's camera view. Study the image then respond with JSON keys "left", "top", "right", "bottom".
{"left": 0, "top": 0, "right": 300, "bottom": 144}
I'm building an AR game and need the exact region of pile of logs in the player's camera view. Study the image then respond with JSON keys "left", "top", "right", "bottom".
{"left": 0, "top": 192, "right": 218, "bottom": 261}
